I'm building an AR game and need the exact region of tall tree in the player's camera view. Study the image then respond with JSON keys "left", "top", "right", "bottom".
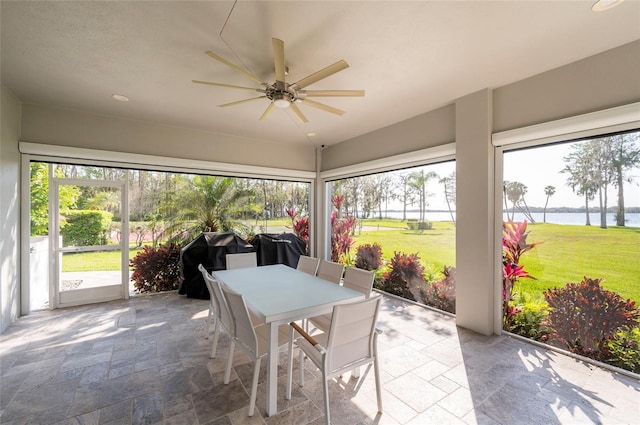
{"left": 543, "top": 185, "right": 556, "bottom": 223}
{"left": 407, "top": 170, "right": 438, "bottom": 222}
{"left": 439, "top": 172, "right": 456, "bottom": 225}
{"left": 562, "top": 145, "right": 599, "bottom": 226}
{"left": 504, "top": 181, "right": 534, "bottom": 222}
{"left": 29, "top": 163, "right": 80, "bottom": 236}
{"left": 608, "top": 133, "right": 640, "bottom": 226}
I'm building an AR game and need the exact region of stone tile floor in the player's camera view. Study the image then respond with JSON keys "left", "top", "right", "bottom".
{"left": 0, "top": 291, "right": 638, "bottom": 424}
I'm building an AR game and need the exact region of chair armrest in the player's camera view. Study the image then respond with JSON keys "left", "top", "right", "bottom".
{"left": 290, "top": 322, "right": 326, "bottom": 354}
{"left": 290, "top": 322, "right": 318, "bottom": 346}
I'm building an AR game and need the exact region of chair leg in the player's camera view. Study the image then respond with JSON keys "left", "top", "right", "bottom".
{"left": 285, "top": 327, "right": 294, "bottom": 400}
{"left": 224, "top": 340, "right": 235, "bottom": 384}
{"left": 210, "top": 320, "right": 221, "bottom": 358}
{"left": 205, "top": 307, "right": 212, "bottom": 338}
{"left": 352, "top": 366, "right": 361, "bottom": 378}
{"left": 374, "top": 357, "right": 383, "bottom": 413}
{"left": 299, "top": 349, "right": 305, "bottom": 387}
{"left": 248, "top": 357, "right": 261, "bottom": 417}
{"left": 321, "top": 370, "right": 331, "bottom": 425}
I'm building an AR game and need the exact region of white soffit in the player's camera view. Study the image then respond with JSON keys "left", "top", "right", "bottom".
{"left": 492, "top": 102, "right": 640, "bottom": 148}
{"left": 19, "top": 142, "right": 316, "bottom": 181}
{"left": 320, "top": 143, "right": 456, "bottom": 180}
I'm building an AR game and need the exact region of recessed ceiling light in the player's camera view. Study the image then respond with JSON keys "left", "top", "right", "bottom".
{"left": 112, "top": 94, "right": 130, "bottom": 102}
{"left": 591, "top": 0, "right": 623, "bottom": 12}
{"left": 306, "top": 132, "right": 317, "bottom": 137}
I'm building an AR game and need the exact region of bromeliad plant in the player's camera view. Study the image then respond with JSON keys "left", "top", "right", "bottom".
{"left": 502, "top": 220, "right": 541, "bottom": 327}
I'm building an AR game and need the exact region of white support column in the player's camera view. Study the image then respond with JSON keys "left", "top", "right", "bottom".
{"left": 455, "top": 89, "right": 497, "bottom": 336}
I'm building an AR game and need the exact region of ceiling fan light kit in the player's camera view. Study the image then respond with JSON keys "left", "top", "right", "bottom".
{"left": 193, "top": 37, "right": 364, "bottom": 122}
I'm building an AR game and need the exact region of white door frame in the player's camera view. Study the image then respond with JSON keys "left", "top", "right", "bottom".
{"left": 49, "top": 175, "right": 129, "bottom": 309}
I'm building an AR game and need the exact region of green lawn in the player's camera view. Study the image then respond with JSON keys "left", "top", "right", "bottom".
{"left": 353, "top": 220, "right": 456, "bottom": 278}
{"left": 62, "top": 247, "right": 142, "bottom": 272}
{"left": 353, "top": 219, "right": 638, "bottom": 303}
{"left": 512, "top": 223, "right": 640, "bottom": 303}
{"left": 62, "top": 219, "right": 639, "bottom": 303}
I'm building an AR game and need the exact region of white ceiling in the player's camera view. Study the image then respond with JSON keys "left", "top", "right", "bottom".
{"left": 2, "top": 1, "right": 639, "bottom": 148}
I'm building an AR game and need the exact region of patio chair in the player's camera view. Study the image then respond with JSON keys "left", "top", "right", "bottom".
{"left": 308, "top": 267, "right": 375, "bottom": 333}
{"left": 316, "top": 259, "right": 344, "bottom": 285}
{"left": 198, "top": 264, "right": 233, "bottom": 359}
{"left": 220, "top": 284, "right": 291, "bottom": 417}
{"left": 285, "top": 296, "right": 383, "bottom": 425}
{"left": 296, "top": 255, "right": 320, "bottom": 275}
{"left": 225, "top": 252, "right": 257, "bottom": 269}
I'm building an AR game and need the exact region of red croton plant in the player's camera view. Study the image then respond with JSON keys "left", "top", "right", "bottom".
{"left": 502, "top": 220, "right": 541, "bottom": 325}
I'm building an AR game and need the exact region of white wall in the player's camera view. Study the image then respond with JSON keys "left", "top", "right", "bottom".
{"left": 21, "top": 104, "right": 317, "bottom": 172}
{"left": 1, "top": 85, "right": 22, "bottom": 333}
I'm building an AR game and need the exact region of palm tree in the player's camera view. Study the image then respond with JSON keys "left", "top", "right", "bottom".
{"left": 164, "top": 175, "right": 255, "bottom": 244}
{"left": 543, "top": 185, "right": 556, "bottom": 223}
{"left": 408, "top": 170, "right": 438, "bottom": 222}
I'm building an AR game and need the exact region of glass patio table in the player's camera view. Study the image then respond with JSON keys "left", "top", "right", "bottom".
{"left": 212, "top": 263, "right": 364, "bottom": 416}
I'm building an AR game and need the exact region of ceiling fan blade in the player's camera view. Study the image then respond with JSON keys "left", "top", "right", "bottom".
{"left": 272, "top": 38, "right": 286, "bottom": 82}
{"left": 292, "top": 60, "right": 349, "bottom": 89}
{"left": 302, "top": 99, "right": 345, "bottom": 116}
{"left": 192, "top": 80, "right": 262, "bottom": 92}
{"left": 205, "top": 51, "right": 266, "bottom": 85}
{"left": 303, "top": 89, "right": 365, "bottom": 97}
{"left": 289, "top": 103, "right": 309, "bottom": 123}
{"left": 260, "top": 103, "right": 276, "bottom": 121}
{"left": 218, "top": 96, "right": 266, "bottom": 108}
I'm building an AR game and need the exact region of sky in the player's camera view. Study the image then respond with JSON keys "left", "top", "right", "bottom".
{"left": 379, "top": 137, "right": 640, "bottom": 211}
{"left": 503, "top": 141, "right": 640, "bottom": 209}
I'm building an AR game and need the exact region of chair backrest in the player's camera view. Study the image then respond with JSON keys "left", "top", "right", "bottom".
{"left": 220, "top": 284, "right": 258, "bottom": 358}
{"left": 296, "top": 255, "right": 320, "bottom": 275}
{"left": 316, "top": 260, "right": 344, "bottom": 285}
{"left": 326, "top": 296, "right": 381, "bottom": 374}
{"left": 198, "top": 264, "right": 233, "bottom": 332}
{"left": 226, "top": 252, "right": 257, "bottom": 270}
{"left": 342, "top": 267, "right": 375, "bottom": 298}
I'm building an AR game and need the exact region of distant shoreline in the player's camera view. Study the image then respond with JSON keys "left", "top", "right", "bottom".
{"left": 385, "top": 207, "right": 640, "bottom": 214}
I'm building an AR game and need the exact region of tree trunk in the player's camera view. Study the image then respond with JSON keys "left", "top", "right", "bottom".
{"left": 585, "top": 194, "right": 591, "bottom": 226}
{"left": 598, "top": 186, "right": 607, "bottom": 229}
{"left": 616, "top": 166, "right": 625, "bottom": 226}
{"left": 543, "top": 195, "right": 549, "bottom": 223}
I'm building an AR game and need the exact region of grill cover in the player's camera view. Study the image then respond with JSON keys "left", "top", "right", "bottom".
{"left": 250, "top": 233, "right": 307, "bottom": 268}
{"left": 179, "top": 232, "right": 255, "bottom": 299}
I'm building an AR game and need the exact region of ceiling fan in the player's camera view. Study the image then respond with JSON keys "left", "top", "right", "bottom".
{"left": 193, "top": 37, "right": 364, "bottom": 123}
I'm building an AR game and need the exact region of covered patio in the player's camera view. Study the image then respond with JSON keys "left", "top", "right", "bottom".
{"left": 1, "top": 291, "right": 636, "bottom": 424}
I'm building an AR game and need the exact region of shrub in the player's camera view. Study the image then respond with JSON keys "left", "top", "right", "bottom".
{"left": 505, "top": 301, "right": 550, "bottom": 341}
{"left": 543, "top": 277, "right": 640, "bottom": 359}
{"left": 602, "top": 327, "right": 640, "bottom": 373}
{"left": 355, "top": 243, "right": 383, "bottom": 271}
{"left": 60, "top": 210, "right": 113, "bottom": 246}
{"left": 378, "top": 252, "right": 425, "bottom": 301}
{"left": 406, "top": 220, "right": 432, "bottom": 231}
{"left": 130, "top": 243, "right": 181, "bottom": 293}
{"left": 420, "top": 266, "right": 456, "bottom": 314}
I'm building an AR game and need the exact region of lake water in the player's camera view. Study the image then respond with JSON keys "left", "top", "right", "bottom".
{"left": 380, "top": 211, "right": 640, "bottom": 227}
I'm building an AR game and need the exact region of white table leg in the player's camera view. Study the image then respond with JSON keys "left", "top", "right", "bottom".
{"left": 266, "top": 321, "right": 278, "bottom": 416}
